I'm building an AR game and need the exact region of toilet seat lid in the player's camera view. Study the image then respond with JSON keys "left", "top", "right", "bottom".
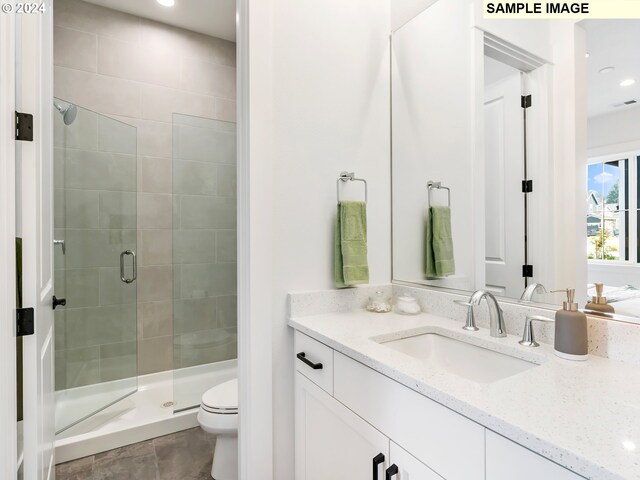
{"left": 202, "top": 378, "right": 238, "bottom": 411}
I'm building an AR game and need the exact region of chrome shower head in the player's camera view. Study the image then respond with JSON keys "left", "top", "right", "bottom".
{"left": 54, "top": 101, "right": 77, "bottom": 125}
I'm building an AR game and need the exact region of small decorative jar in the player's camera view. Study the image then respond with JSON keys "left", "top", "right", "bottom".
{"left": 395, "top": 295, "right": 421, "bottom": 315}
{"left": 366, "top": 291, "right": 392, "bottom": 313}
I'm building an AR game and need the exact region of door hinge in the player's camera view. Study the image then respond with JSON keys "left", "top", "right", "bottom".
{"left": 15, "top": 111, "right": 34, "bottom": 141}
{"left": 521, "top": 95, "right": 532, "bottom": 109}
{"left": 522, "top": 180, "right": 533, "bottom": 193}
{"left": 522, "top": 265, "right": 534, "bottom": 278}
{"left": 16, "top": 307, "right": 35, "bottom": 336}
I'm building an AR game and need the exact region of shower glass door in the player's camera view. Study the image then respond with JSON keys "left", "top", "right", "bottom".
{"left": 53, "top": 99, "right": 138, "bottom": 433}
{"left": 172, "top": 113, "right": 238, "bottom": 412}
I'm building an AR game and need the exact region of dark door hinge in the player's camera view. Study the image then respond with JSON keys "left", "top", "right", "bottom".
{"left": 17, "top": 307, "right": 35, "bottom": 336}
{"left": 522, "top": 265, "right": 534, "bottom": 278}
{"left": 522, "top": 180, "right": 533, "bottom": 193}
{"left": 521, "top": 95, "right": 532, "bottom": 109}
{"left": 15, "top": 111, "right": 34, "bottom": 141}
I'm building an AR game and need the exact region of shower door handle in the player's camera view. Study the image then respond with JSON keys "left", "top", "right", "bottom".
{"left": 120, "top": 250, "right": 137, "bottom": 284}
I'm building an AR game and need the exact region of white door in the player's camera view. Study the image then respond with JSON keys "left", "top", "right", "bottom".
{"left": 295, "top": 372, "right": 390, "bottom": 480}
{"left": 0, "top": 6, "right": 19, "bottom": 480}
{"left": 18, "top": 3, "right": 56, "bottom": 479}
{"left": 388, "top": 442, "right": 443, "bottom": 480}
{"left": 484, "top": 69, "right": 525, "bottom": 298}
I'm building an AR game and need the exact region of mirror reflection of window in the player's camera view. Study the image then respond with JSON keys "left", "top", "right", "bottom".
{"left": 586, "top": 159, "right": 629, "bottom": 262}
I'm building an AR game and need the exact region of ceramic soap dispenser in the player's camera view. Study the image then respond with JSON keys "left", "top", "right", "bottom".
{"left": 554, "top": 288, "right": 588, "bottom": 361}
{"left": 585, "top": 283, "right": 615, "bottom": 314}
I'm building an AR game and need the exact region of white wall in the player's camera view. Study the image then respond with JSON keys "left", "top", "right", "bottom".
{"left": 588, "top": 107, "right": 640, "bottom": 156}
{"left": 267, "top": 0, "right": 392, "bottom": 477}
{"left": 391, "top": 0, "right": 476, "bottom": 291}
{"left": 391, "top": 0, "right": 438, "bottom": 31}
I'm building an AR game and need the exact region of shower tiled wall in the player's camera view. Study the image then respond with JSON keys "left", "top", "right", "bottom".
{"left": 53, "top": 0, "right": 237, "bottom": 383}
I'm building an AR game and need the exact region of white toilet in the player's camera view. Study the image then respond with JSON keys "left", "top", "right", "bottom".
{"left": 198, "top": 378, "right": 238, "bottom": 480}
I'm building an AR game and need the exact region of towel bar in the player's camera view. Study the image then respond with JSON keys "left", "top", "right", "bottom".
{"left": 337, "top": 171, "right": 368, "bottom": 203}
{"left": 427, "top": 180, "right": 451, "bottom": 208}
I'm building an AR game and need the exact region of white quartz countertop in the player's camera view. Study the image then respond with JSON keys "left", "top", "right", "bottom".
{"left": 289, "top": 310, "right": 640, "bottom": 480}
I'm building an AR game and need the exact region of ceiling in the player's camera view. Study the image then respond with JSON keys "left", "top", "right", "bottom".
{"left": 84, "top": 0, "right": 236, "bottom": 42}
{"left": 581, "top": 20, "right": 640, "bottom": 118}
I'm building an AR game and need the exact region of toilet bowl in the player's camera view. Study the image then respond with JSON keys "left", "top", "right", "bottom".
{"left": 197, "top": 378, "right": 238, "bottom": 480}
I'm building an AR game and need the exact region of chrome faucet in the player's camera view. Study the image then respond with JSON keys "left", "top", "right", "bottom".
{"left": 468, "top": 290, "right": 507, "bottom": 337}
{"left": 519, "top": 283, "right": 547, "bottom": 302}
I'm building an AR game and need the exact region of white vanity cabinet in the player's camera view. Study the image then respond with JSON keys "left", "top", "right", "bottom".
{"left": 293, "top": 330, "right": 586, "bottom": 480}
{"left": 486, "top": 431, "right": 584, "bottom": 480}
{"left": 389, "top": 442, "right": 444, "bottom": 480}
{"left": 294, "top": 372, "right": 390, "bottom": 479}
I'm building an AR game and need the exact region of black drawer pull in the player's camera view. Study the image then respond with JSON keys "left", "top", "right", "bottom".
{"left": 386, "top": 464, "right": 398, "bottom": 480}
{"left": 296, "top": 352, "right": 323, "bottom": 370}
{"left": 373, "top": 453, "right": 385, "bottom": 480}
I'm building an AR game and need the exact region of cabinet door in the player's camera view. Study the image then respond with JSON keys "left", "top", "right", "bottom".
{"left": 486, "top": 431, "right": 585, "bottom": 480}
{"left": 388, "top": 442, "right": 443, "bottom": 480}
{"left": 334, "top": 352, "right": 485, "bottom": 480}
{"left": 295, "top": 372, "right": 389, "bottom": 480}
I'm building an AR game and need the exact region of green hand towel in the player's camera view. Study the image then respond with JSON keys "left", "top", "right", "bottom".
{"left": 426, "top": 206, "right": 455, "bottom": 278}
{"left": 335, "top": 201, "right": 369, "bottom": 288}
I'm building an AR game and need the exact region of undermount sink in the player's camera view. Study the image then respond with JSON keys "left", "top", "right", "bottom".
{"left": 379, "top": 333, "right": 537, "bottom": 384}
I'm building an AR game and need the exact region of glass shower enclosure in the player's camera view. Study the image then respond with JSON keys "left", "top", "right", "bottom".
{"left": 53, "top": 99, "right": 138, "bottom": 433}
{"left": 172, "top": 113, "right": 238, "bottom": 411}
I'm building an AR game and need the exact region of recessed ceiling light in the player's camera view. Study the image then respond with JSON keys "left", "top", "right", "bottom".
{"left": 620, "top": 79, "right": 636, "bottom": 87}
{"left": 156, "top": 0, "right": 175, "bottom": 6}
{"left": 599, "top": 66, "right": 615, "bottom": 74}
{"left": 585, "top": 52, "right": 590, "bottom": 58}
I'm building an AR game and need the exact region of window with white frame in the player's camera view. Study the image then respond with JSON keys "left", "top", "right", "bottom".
{"left": 586, "top": 153, "right": 639, "bottom": 262}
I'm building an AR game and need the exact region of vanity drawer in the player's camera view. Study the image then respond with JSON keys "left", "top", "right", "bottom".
{"left": 334, "top": 352, "right": 484, "bottom": 480}
{"left": 294, "top": 331, "right": 334, "bottom": 395}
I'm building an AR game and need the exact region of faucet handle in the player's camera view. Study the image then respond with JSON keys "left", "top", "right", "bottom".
{"left": 519, "top": 315, "right": 554, "bottom": 347}
{"left": 454, "top": 300, "right": 479, "bottom": 332}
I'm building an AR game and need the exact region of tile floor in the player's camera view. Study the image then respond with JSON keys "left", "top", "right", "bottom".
{"left": 55, "top": 427, "right": 216, "bottom": 480}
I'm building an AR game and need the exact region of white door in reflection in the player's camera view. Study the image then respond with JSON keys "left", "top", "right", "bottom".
{"left": 484, "top": 57, "right": 525, "bottom": 298}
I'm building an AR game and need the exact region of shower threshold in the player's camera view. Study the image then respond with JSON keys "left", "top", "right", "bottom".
{"left": 54, "top": 359, "right": 237, "bottom": 464}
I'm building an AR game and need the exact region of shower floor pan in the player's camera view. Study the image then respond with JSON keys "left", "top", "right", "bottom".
{"left": 55, "top": 359, "right": 236, "bottom": 464}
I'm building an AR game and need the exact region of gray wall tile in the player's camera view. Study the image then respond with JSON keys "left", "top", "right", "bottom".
{"left": 138, "top": 193, "right": 172, "bottom": 229}
{"left": 173, "top": 160, "right": 217, "bottom": 196}
{"left": 54, "top": 26, "right": 97, "bottom": 72}
{"left": 64, "top": 229, "right": 136, "bottom": 269}
{"left": 137, "top": 265, "right": 172, "bottom": 302}
{"left": 64, "top": 305, "right": 137, "bottom": 349}
{"left": 62, "top": 150, "right": 136, "bottom": 192}
{"left": 179, "top": 195, "right": 236, "bottom": 229}
{"left": 99, "top": 191, "right": 136, "bottom": 229}
{"left": 141, "top": 301, "right": 173, "bottom": 338}
{"left": 216, "top": 295, "right": 237, "bottom": 328}
{"left": 63, "top": 189, "right": 100, "bottom": 229}
{"left": 138, "top": 335, "right": 173, "bottom": 375}
{"left": 55, "top": 268, "right": 100, "bottom": 308}
{"left": 139, "top": 229, "right": 172, "bottom": 266}
{"left": 173, "top": 230, "right": 215, "bottom": 264}
{"left": 216, "top": 230, "right": 236, "bottom": 263}
{"left": 173, "top": 298, "right": 217, "bottom": 334}
{"left": 99, "top": 267, "right": 136, "bottom": 306}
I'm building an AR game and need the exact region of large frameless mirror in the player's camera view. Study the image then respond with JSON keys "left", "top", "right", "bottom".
{"left": 391, "top": 0, "right": 640, "bottom": 323}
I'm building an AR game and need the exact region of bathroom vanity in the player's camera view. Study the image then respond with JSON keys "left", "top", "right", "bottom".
{"left": 289, "top": 295, "right": 640, "bottom": 480}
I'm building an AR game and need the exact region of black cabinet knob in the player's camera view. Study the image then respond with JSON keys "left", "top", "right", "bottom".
{"left": 52, "top": 296, "right": 66, "bottom": 310}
